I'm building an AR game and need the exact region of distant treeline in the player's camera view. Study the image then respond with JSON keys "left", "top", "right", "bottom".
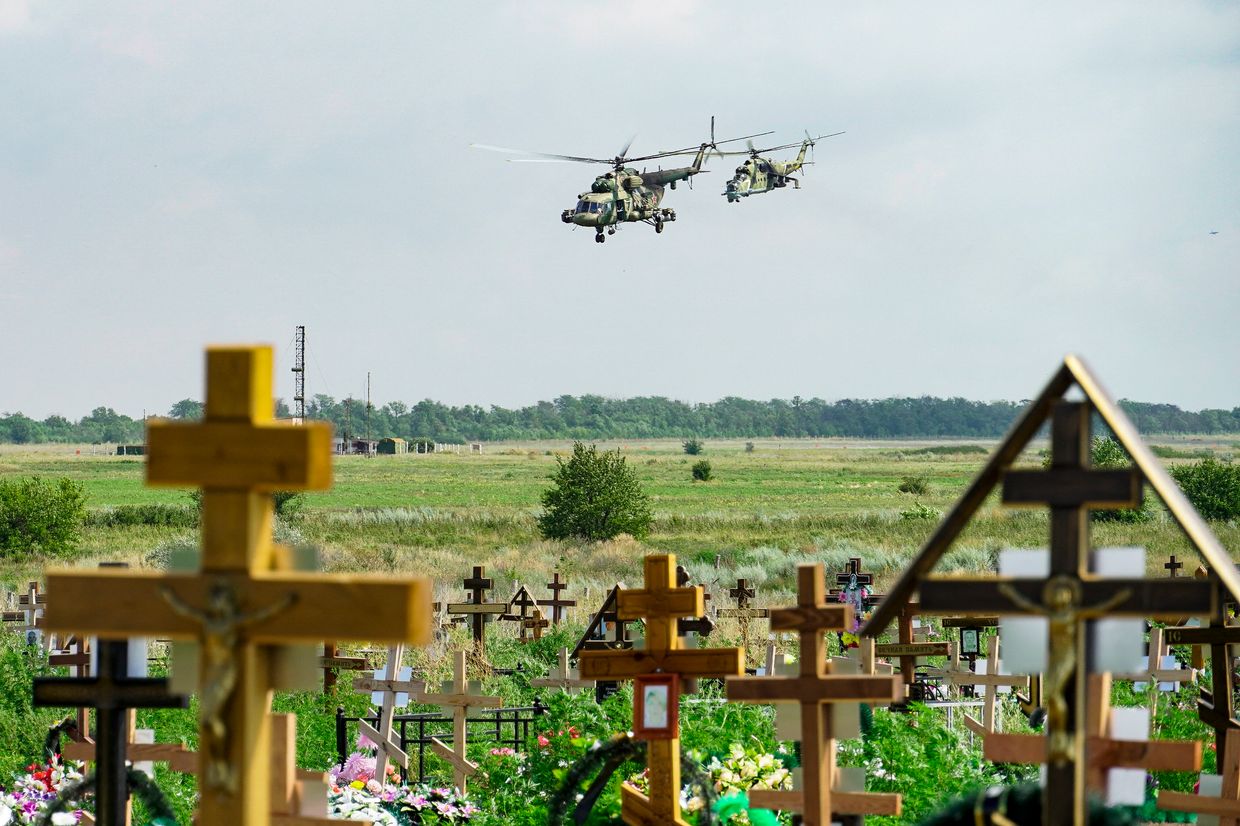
{"left": 1, "top": 395, "right": 1238, "bottom": 445}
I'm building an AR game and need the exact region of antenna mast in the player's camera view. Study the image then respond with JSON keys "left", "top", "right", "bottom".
{"left": 366, "top": 372, "right": 372, "bottom": 444}
{"left": 292, "top": 325, "right": 305, "bottom": 425}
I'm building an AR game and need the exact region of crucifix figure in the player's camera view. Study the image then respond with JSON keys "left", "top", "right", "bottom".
{"left": 579, "top": 554, "right": 743, "bottom": 826}
{"left": 43, "top": 345, "right": 432, "bottom": 826}
{"left": 34, "top": 639, "right": 189, "bottom": 826}
{"left": 864, "top": 357, "right": 1236, "bottom": 826}
{"left": 727, "top": 563, "right": 902, "bottom": 825}
{"left": 447, "top": 566, "right": 506, "bottom": 658}
{"left": 538, "top": 572, "right": 576, "bottom": 624}
{"left": 420, "top": 650, "right": 501, "bottom": 793}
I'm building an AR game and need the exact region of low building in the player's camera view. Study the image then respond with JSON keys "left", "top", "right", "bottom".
{"left": 378, "top": 437, "right": 408, "bottom": 455}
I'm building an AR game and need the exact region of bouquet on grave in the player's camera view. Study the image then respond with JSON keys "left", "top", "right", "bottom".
{"left": 0, "top": 755, "right": 88, "bottom": 825}
{"left": 626, "top": 743, "right": 793, "bottom": 820}
{"left": 330, "top": 736, "right": 478, "bottom": 825}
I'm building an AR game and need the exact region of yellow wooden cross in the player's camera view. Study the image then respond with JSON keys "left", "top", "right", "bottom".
{"left": 728, "top": 563, "right": 902, "bottom": 826}
{"left": 421, "top": 649, "right": 502, "bottom": 793}
{"left": 44, "top": 345, "right": 432, "bottom": 826}
{"left": 1159, "top": 728, "right": 1240, "bottom": 824}
{"left": 578, "top": 554, "right": 744, "bottom": 826}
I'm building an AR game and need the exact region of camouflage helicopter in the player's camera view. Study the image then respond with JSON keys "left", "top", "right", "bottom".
{"left": 473, "top": 120, "right": 771, "bottom": 243}
{"left": 721, "top": 131, "right": 844, "bottom": 203}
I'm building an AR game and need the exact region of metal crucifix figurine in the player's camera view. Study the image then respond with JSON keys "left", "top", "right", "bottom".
{"left": 161, "top": 579, "right": 297, "bottom": 791}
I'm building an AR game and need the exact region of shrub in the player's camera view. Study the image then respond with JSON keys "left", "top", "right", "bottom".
{"left": 900, "top": 502, "right": 941, "bottom": 521}
{"left": 537, "top": 442, "right": 653, "bottom": 541}
{"left": 0, "top": 477, "right": 86, "bottom": 558}
{"left": 1171, "top": 458, "right": 1240, "bottom": 521}
{"left": 744, "top": 442, "right": 754, "bottom": 453}
{"left": 84, "top": 504, "right": 198, "bottom": 528}
{"left": 188, "top": 489, "right": 304, "bottom": 518}
{"left": 898, "top": 474, "right": 929, "bottom": 495}
{"left": 682, "top": 438, "right": 704, "bottom": 456}
{"left": 691, "top": 461, "right": 713, "bottom": 482}
{"left": 1087, "top": 437, "right": 1153, "bottom": 523}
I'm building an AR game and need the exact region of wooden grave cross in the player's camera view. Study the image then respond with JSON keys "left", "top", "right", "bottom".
{"left": 939, "top": 615, "right": 999, "bottom": 697}
{"left": 579, "top": 554, "right": 743, "bottom": 826}
{"left": 727, "top": 563, "right": 903, "bottom": 826}
{"left": 986, "top": 673, "right": 1201, "bottom": 805}
{"left": 63, "top": 724, "right": 199, "bottom": 777}
{"left": 501, "top": 584, "right": 539, "bottom": 643}
{"left": 34, "top": 639, "right": 190, "bottom": 826}
{"left": 320, "top": 641, "right": 369, "bottom": 693}
{"left": 1158, "top": 728, "right": 1240, "bottom": 825}
{"left": 863, "top": 358, "right": 1238, "bottom": 826}
{"left": 531, "top": 647, "right": 593, "bottom": 693}
{"left": 1166, "top": 554, "right": 1185, "bottom": 578}
{"left": 537, "top": 572, "right": 576, "bottom": 625}
{"left": 3, "top": 580, "right": 48, "bottom": 644}
{"left": 522, "top": 606, "right": 550, "bottom": 641}
{"left": 951, "top": 634, "right": 1029, "bottom": 737}
{"left": 420, "top": 650, "right": 502, "bottom": 793}
{"left": 447, "top": 566, "right": 506, "bottom": 657}
{"left": 353, "top": 643, "right": 424, "bottom": 782}
{"left": 875, "top": 601, "right": 951, "bottom": 695}
{"left": 828, "top": 558, "right": 885, "bottom": 607}
{"left": 571, "top": 584, "right": 633, "bottom": 659}
{"left": 42, "top": 345, "right": 432, "bottom": 826}
{"left": 48, "top": 635, "right": 92, "bottom": 738}
{"left": 1116, "top": 625, "right": 1197, "bottom": 714}
{"left": 1166, "top": 573, "right": 1240, "bottom": 768}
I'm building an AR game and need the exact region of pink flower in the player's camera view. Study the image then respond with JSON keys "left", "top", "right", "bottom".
{"left": 537, "top": 734, "right": 550, "bottom": 748}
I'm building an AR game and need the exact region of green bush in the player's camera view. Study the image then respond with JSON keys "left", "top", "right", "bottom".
{"left": 691, "top": 460, "right": 713, "bottom": 482}
{"left": 84, "top": 503, "right": 198, "bottom": 528}
{"left": 1171, "top": 458, "right": 1240, "bottom": 521}
{"left": 537, "top": 442, "right": 653, "bottom": 541}
{"left": 188, "top": 489, "right": 304, "bottom": 518}
{"left": 900, "top": 502, "right": 941, "bottom": 521}
{"left": 1088, "top": 437, "right": 1153, "bottom": 523}
{"left": 744, "top": 441, "right": 755, "bottom": 453}
{"left": 898, "top": 474, "right": 929, "bottom": 495}
{"left": 0, "top": 477, "right": 86, "bottom": 558}
{"left": 682, "top": 438, "right": 704, "bottom": 456}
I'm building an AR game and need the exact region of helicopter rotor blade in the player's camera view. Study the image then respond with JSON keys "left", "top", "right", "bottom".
{"left": 471, "top": 143, "right": 613, "bottom": 165}
{"left": 616, "top": 134, "right": 637, "bottom": 160}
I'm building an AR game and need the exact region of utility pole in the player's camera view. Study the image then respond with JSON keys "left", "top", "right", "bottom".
{"left": 366, "top": 372, "right": 373, "bottom": 446}
{"left": 292, "top": 325, "right": 305, "bottom": 425}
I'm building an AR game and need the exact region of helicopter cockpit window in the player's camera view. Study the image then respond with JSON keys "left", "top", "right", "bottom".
{"left": 575, "top": 200, "right": 590, "bottom": 213}
{"left": 589, "top": 202, "right": 603, "bottom": 213}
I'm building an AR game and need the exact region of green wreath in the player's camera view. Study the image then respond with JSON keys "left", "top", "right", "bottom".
{"left": 548, "top": 733, "right": 718, "bottom": 825}
{"left": 36, "top": 768, "right": 179, "bottom": 826}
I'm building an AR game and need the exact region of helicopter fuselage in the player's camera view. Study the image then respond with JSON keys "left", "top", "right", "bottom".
{"left": 725, "top": 143, "right": 810, "bottom": 202}
{"left": 561, "top": 155, "right": 703, "bottom": 239}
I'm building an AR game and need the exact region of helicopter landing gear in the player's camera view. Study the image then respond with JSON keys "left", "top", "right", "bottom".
{"left": 654, "top": 216, "right": 664, "bottom": 234}
{"left": 594, "top": 230, "right": 605, "bottom": 244}
{"left": 607, "top": 227, "right": 616, "bottom": 236}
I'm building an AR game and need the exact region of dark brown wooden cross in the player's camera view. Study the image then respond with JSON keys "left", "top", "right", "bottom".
{"left": 34, "top": 639, "right": 189, "bottom": 826}
{"left": 728, "top": 563, "right": 902, "bottom": 826}
{"left": 876, "top": 602, "right": 951, "bottom": 692}
{"left": 537, "top": 572, "right": 576, "bottom": 624}
{"left": 523, "top": 606, "right": 550, "bottom": 641}
{"left": 48, "top": 635, "right": 92, "bottom": 738}
{"left": 828, "top": 558, "right": 885, "bottom": 606}
{"left": 501, "top": 584, "right": 539, "bottom": 642}
{"left": 914, "top": 402, "right": 1212, "bottom": 824}
{"left": 571, "top": 584, "right": 633, "bottom": 660}
{"left": 1166, "top": 572, "right": 1240, "bottom": 768}
{"left": 1166, "top": 555, "right": 1184, "bottom": 578}
{"left": 319, "top": 641, "right": 368, "bottom": 693}
{"left": 447, "top": 566, "right": 506, "bottom": 657}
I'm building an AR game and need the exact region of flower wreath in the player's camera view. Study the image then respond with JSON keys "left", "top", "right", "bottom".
{"left": 37, "top": 768, "right": 178, "bottom": 826}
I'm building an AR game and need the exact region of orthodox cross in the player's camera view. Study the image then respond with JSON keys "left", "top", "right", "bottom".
{"left": 1166, "top": 573, "right": 1240, "bottom": 767}
{"left": 34, "top": 639, "right": 189, "bottom": 826}
{"left": 1166, "top": 555, "right": 1185, "bottom": 578}
{"left": 951, "top": 635, "right": 1028, "bottom": 737}
{"left": 522, "top": 606, "right": 550, "bottom": 642}
{"left": 531, "top": 648, "right": 593, "bottom": 693}
{"left": 718, "top": 578, "right": 770, "bottom": 623}
{"left": 828, "top": 558, "right": 885, "bottom": 606}
{"left": 49, "top": 635, "right": 92, "bottom": 737}
{"left": 1114, "top": 626, "right": 1196, "bottom": 716}
{"left": 500, "top": 584, "right": 539, "bottom": 643}
{"left": 864, "top": 357, "right": 1235, "bottom": 826}
{"left": 320, "top": 641, "right": 369, "bottom": 694}
{"left": 420, "top": 650, "right": 502, "bottom": 793}
{"left": 579, "top": 554, "right": 743, "bottom": 826}
{"left": 4, "top": 580, "right": 48, "bottom": 643}
{"left": 571, "top": 584, "right": 633, "bottom": 659}
{"left": 270, "top": 713, "right": 354, "bottom": 826}
{"left": 1158, "top": 728, "right": 1240, "bottom": 824}
{"left": 352, "top": 643, "right": 423, "bottom": 781}
{"left": 63, "top": 732, "right": 198, "bottom": 776}
{"left": 447, "top": 566, "right": 505, "bottom": 657}
{"left": 537, "top": 572, "right": 576, "bottom": 624}
{"left": 985, "top": 673, "right": 1201, "bottom": 804}
{"left": 43, "top": 346, "right": 432, "bottom": 826}
{"left": 675, "top": 565, "right": 715, "bottom": 642}
{"left": 874, "top": 602, "right": 950, "bottom": 695}
{"left": 727, "top": 563, "right": 902, "bottom": 826}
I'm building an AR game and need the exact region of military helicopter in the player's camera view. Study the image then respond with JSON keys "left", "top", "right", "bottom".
{"left": 473, "top": 120, "right": 772, "bottom": 243}
{"left": 721, "top": 131, "right": 844, "bottom": 203}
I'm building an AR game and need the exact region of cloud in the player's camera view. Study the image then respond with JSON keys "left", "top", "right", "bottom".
{"left": 0, "top": 0, "right": 30, "bottom": 34}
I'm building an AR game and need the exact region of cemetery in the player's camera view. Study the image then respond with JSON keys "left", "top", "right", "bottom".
{"left": 0, "top": 345, "right": 1235, "bottom": 825}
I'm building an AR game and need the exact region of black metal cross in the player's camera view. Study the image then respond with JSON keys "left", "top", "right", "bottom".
{"left": 537, "top": 572, "right": 576, "bottom": 625}
{"left": 34, "top": 639, "right": 188, "bottom": 826}
{"left": 828, "top": 557, "right": 885, "bottom": 607}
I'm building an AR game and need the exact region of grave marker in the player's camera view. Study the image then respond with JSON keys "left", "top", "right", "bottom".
{"left": 728, "top": 563, "right": 902, "bottom": 825}
{"left": 501, "top": 584, "right": 539, "bottom": 642}
{"left": 352, "top": 643, "right": 423, "bottom": 782}
{"left": 578, "top": 554, "right": 743, "bottom": 826}
{"left": 522, "top": 606, "right": 550, "bottom": 641}
{"left": 447, "top": 566, "right": 506, "bottom": 657}
{"left": 537, "top": 572, "right": 576, "bottom": 624}
{"left": 43, "top": 345, "right": 433, "bottom": 826}
{"left": 320, "top": 641, "right": 369, "bottom": 693}
{"left": 1158, "top": 728, "right": 1240, "bottom": 824}
{"left": 531, "top": 648, "right": 593, "bottom": 693}
{"left": 864, "top": 356, "right": 1233, "bottom": 826}
{"left": 420, "top": 650, "right": 502, "bottom": 792}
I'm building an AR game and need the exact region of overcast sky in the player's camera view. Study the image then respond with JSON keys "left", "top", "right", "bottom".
{"left": 2, "top": 1, "right": 1237, "bottom": 420}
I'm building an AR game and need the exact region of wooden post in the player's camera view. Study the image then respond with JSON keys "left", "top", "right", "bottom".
{"left": 578, "top": 555, "right": 743, "bottom": 826}
{"left": 447, "top": 567, "right": 505, "bottom": 658}
{"left": 420, "top": 650, "right": 501, "bottom": 792}
{"left": 352, "top": 643, "right": 423, "bottom": 782}
{"left": 42, "top": 346, "right": 433, "bottom": 826}
{"left": 538, "top": 572, "right": 576, "bottom": 625}
{"left": 1158, "top": 728, "right": 1240, "bottom": 824}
